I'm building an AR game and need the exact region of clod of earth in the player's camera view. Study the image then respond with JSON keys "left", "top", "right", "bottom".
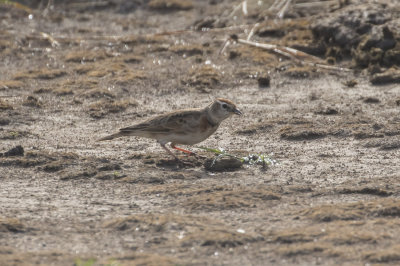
{"left": 204, "top": 156, "right": 243, "bottom": 172}
{"left": 370, "top": 68, "right": 400, "bottom": 85}
{"left": 0, "top": 145, "right": 24, "bottom": 157}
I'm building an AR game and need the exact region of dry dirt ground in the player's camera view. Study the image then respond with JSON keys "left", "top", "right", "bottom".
{"left": 1, "top": 0, "right": 400, "bottom": 265}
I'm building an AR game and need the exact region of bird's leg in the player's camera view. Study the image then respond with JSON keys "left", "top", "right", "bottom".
{"left": 171, "top": 144, "right": 206, "bottom": 160}
{"left": 170, "top": 144, "right": 195, "bottom": 156}
{"left": 159, "top": 142, "right": 192, "bottom": 167}
{"left": 160, "top": 142, "right": 181, "bottom": 161}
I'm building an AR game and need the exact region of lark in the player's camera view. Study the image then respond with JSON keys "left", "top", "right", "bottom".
{"left": 98, "top": 98, "right": 242, "bottom": 160}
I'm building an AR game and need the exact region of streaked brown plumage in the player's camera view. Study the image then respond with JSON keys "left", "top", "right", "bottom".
{"left": 98, "top": 98, "right": 242, "bottom": 160}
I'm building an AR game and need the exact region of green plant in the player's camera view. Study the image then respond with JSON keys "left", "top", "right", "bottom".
{"left": 198, "top": 146, "right": 278, "bottom": 169}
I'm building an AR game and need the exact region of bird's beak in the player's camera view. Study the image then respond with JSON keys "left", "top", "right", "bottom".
{"left": 233, "top": 108, "right": 242, "bottom": 115}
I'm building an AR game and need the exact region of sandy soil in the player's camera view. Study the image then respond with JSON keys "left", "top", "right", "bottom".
{"left": 1, "top": 0, "right": 400, "bottom": 265}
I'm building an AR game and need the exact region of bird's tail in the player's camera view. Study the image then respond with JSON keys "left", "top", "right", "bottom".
{"left": 97, "top": 132, "right": 123, "bottom": 141}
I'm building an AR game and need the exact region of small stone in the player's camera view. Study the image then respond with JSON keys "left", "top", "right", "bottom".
{"left": 257, "top": 75, "right": 270, "bottom": 88}
{"left": 363, "top": 97, "right": 380, "bottom": 104}
{"left": 2, "top": 145, "right": 24, "bottom": 157}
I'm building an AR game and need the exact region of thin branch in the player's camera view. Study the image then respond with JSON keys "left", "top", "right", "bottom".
{"left": 277, "top": 0, "right": 292, "bottom": 19}
{"left": 228, "top": 1, "right": 243, "bottom": 18}
{"left": 219, "top": 39, "right": 231, "bottom": 55}
{"left": 270, "top": 0, "right": 286, "bottom": 10}
{"left": 40, "top": 32, "right": 60, "bottom": 47}
{"left": 246, "top": 23, "right": 259, "bottom": 41}
{"left": 294, "top": 1, "right": 338, "bottom": 8}
{"left": 268, "top": 0, "right": 279, "bottom": 10}
{"left": 242, "top": 0, "right": 248, "bottom": 16}
{"left": 236, "top": 38, "right": 352, "bottom": 72}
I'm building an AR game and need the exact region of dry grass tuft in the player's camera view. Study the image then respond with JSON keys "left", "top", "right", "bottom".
{"left": 61, "top": 79, "right": 99, "bottom": 92}
{"left": 104, "top": 213, "right": 214, "bottom": 232}
{"left": 269, "top": 228, "right": 324, "bottom": 244}
{"left": 22, "top": 96, "right": 42, "bottom": 108}
{"left": 284, "top": 66, "right": 319, "bottom": 79}
{"left": 186, "top": 66, "right": 221, "bottom": 91}
{"left": 277, "top": 242, "right": 329, "bottom": 257}
{"left": 184, "top": 188, "right": 281, "bottom": 211}
{"left": 302, "top": 199, "right": 400, "bottom": 222}
{"left": 0, "top": 217, "right": 26, "bottom": 232}
{"left": 169, "top": 44, "right": 204, "bottom": 56}
{"left": 266, "top": 219, "right": 396, "bottom": 260}
{"left": 65, "top": 50, "right": 108, "bottom": 63}
{"left": 181, "top": 227, "right": 261, "bottom": 248}
{"left": 112, "top": 70, "right": 147, "bottom": 85}
{"left": 74, "top": 65, "right": 95, "bottom": 75}
{"left": 106, "top": 252, "right": 182, "bottom": 266}
{"left": 104, "top": 213, "right": 262, "bottom": 249}
{"left": 13, "top": 69, "right": 67, "bottom": 80}
{"left": 0, "top": 99, "right": 14, "bottom": 110}
{"left": 82, "top": 88, "right": 115, "bottom": 99}
{"left": 231, "top": 46, "right": 278, "bottom": 65}
{"left": 89, "top": 99, "right": 137, "bottom": 118}
{"left": 0, "top": 248, "right": 76, "bottom": 265}
{"left": 148, "top": 0, "right": 193, "bottom": 11}
{"left": 323, "top": 228, "right": 381, "bottom": 245}
{"left": 0, "top": 150, "right": 80, "bottom": 170}
{"left": 0, "top": 80, "right": 24, "bottom": 90}
{"left": 87, "top": 69, "right": 109, "bottom": 78}
{"left": 364, "top": 245, "right": 400, "bottom": 263}
{"left": 339, "top": 186, "right": 393, "bottom": 197}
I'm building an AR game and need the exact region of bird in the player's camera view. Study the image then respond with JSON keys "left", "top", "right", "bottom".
{"left": 98, "top": 98, "right": 242, "bottom": 160}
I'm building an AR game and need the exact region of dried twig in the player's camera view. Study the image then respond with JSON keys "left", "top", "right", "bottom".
{"left": 277, "top": 0, "right": 292, "bottom": 19}
{"left": 246, "top": 22, "right": 259, "bottom": 41}
{"left": 237, "top": 38, "right": 320, "bottom": 62}
{"left": 228, "top": 1, "right": 243, "bottom": 18}
{"left": 294, "top": 1, "right": 338, "bottom": 8}
{"left": 268, "top": 0, "right": 279, "bottom": 10}
{"left": 269, "top": 0, "right": 285, "bottom": 11}
{"left": 234, "top": 37, "right": 352, "bottom": 72}
{"left": 42, "top": 0, "right": 54, "bottom": 16}
{"left": 242, "top": 0, "right": 248, "bottom": 16}
{"left": 40, "top": 32, "right": 60, "bottom": 47}
{"left": 219, "top": 38, "right": 231, "bottom": 55}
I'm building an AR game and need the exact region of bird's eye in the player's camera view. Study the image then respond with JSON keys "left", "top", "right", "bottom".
{"left": 222, "top": 103, "right": 228, "bottom": 109}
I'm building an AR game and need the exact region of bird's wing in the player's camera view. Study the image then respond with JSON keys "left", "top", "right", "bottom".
{"left": 119, "top": 109, "right": 203, "bottom": 134}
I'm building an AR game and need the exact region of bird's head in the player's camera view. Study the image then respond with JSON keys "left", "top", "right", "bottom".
{"left": 208, "top": 98, "right": 242, "bottom": 124}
